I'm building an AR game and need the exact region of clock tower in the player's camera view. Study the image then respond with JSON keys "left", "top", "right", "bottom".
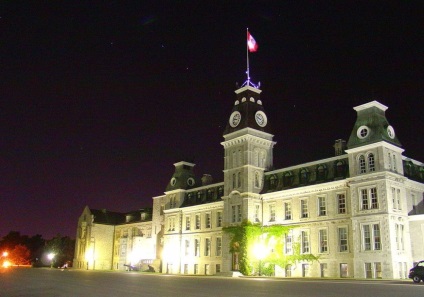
{"left": 221, "top": 84, "right": 276, "bottom": 227}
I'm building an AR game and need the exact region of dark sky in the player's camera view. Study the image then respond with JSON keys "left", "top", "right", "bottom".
{"left": 1, "top": 1, "right": 423, "bottom": 239}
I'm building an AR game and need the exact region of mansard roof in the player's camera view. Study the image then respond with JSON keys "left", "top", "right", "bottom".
{"left": 89, "top": 208, "right": 126, "bottom": 225}
{"left": 262, "top": 155, "right": 349, "bottom": 193}
{"left": 180, "top": 183, "right": 224, "bottom": 207}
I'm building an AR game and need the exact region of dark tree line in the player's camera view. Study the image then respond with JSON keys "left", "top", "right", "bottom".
{"left": 0, "top": 231, "right": 75, "bottom": 267}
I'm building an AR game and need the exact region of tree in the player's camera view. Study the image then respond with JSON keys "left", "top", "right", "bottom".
{"left": 45, "top": 235, "right": 75, "bottom": 267}
{"left": 9, "top": 244, "right": 31, "bottom": 265}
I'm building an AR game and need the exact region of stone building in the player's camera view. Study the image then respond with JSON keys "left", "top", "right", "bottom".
{"left": 74, "top": 83, "right": 424, "bottom": 279}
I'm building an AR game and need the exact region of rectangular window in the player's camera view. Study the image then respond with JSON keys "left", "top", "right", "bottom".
{"left": 362, "top": 223, "right": 381, "bottom": 251}
{"left": 284, "top": 202, "right": 292, "bottom": 220}
{"left": 391, "top": 188, "right": 401, "bottom": 210}
{"left": 194, "top": 264, "right": 198, "bottom": 274}
{"left": 206, "top": 213, "right": 211, "bottom": 228}
{"left": 300, "top": 199, "right": 308, "bottom": 218}
{"left": 216, "top": 237, "right": 222, "bottom": 256}
{"left": 301, "top": 230, "right": 310, "bottom": 253}
{"left": 217, "top": 211, "right": 222, "bottom": 227}
{"left": 185, "top": 216, "right": 191, "bottom": 231}
{"left": 184, "top": 264, "right": 188, "bottom": 274}
{"left": 319, "top": 229, "right": 328, "bottom": 253}
{"left": 361, "top": 187, "right": 378, "bottom": 210}
{"left": 375, "top": 262, "right": 382, "bottom": 279}
{"left": 365, "top": 262, "right": 372, "bottom": 278}
{"left": 237, "top": 205, "right": 242, "bottom": 222}
{"left": 254, "top": 204, "right": 260, "bottom": 222}
{"left": 205, "top": 238, "right": 211, "bottom": 256}
{"left": 318, "top": 196, "right": 327, "bottom": 216}
{"left": 194, "top": 239, "right": 200, "bottom": 256}
{"left": 232, "top": 205, "right": 241, "bottom": 223}
{"left": 185, "top": 240, "right": 190, "bottom": 256}
{"left": 337, "top": 193, "right": 346, "bottom": 214}
{"left": 195, "top": 214, "right": 201, "bottom": 229}
{"left": 339, "top": 227, "right": 348, "bottom": 252}
{"left": 216, "top": 264, "right": 221, "bottom": 273}
{"left": 285, "top": 231, "right": 293, "bottom": 254}
{"left": 269, "top": 204, "right": 275, "bottom": 222}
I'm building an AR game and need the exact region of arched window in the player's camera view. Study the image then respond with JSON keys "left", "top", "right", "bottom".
{"left": 368, "top": 153, "right": 375, "bottom": 172}
{"left": 316, "top": 165, "right": 327, "bottom": 181}
{"left": 283, "top": 171, "right": 294, "bottom": 187}
{"left": 300, "top": 168, "right": 310, "bottom": 184}
{"left": 255, "top": 171, "right": 260, "bottom": 188}
{"left": 335, "top": 161, "right": 345, "bottom": 178}
{"left": 269, "top": 175, "right": 277, "bottom": 189}
{"left": 359, "top": 155, "right": 366, "bottom": 174}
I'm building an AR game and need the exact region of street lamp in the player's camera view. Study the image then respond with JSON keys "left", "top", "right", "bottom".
{"left": 1, "top": 251, "right": 9, "bottom": 268}
{"left": 47, "top": 253, "right": 55, "bottom": 268}
{"left": 253, "top": 243, "right": 267, "bottom": 276}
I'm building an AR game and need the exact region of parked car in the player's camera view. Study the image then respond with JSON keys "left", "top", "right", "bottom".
{"left": 409, "top": 260, "right": 424, "bottom": 283}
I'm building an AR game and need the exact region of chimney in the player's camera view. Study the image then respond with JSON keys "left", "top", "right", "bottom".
{"left": 334, "top": 139, "right": 346, "bottom": 156}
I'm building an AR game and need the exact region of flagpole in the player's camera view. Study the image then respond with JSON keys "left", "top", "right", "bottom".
{"left": 246, "top": 28, "right": 250, "bottom": 85}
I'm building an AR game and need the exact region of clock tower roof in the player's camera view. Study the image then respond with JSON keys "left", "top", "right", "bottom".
{"left": 223, "top": 85, "right": 272, "bottom": 136}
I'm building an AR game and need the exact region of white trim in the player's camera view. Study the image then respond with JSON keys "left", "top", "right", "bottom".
{"left": 234, "top": 85, "right": 262, "bottom": 94}
{"left": 354, "top": 101, "right": 388, "bottom": 112}
{"left": 345, "top": 141, "right": 404, "bottom": 154}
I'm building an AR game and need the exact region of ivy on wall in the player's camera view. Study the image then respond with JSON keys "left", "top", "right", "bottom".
{"left": 223, "top": 221, "right": 319, "bottom": 276}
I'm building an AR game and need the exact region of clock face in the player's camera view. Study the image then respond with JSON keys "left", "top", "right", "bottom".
{"left": 229, "top": 111, "right": 241, "bottom": 127}
{"left": 387, "top": 125, "right": 395, "bottom": 139}
{"left": 255, "top": 111, "right": 267, "bottom": 127}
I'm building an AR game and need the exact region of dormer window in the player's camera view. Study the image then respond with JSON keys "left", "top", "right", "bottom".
{"left": 316, "top": 165, "right": 327, "bottom": 181}
{"left": 269, "top": 175, "right": 277, "bottom": 189}
{"left": 299, "top": 168, "right": 310, "bottom": 184}
{"left": 283, "top": 171, "right": 294, "bottom": 187}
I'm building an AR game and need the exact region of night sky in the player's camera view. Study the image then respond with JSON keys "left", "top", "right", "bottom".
{"left": 1, "top": 1, "right": 423, "bottom": 239}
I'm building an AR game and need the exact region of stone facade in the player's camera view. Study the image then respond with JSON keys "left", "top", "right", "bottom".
{"left": 74, "top": 85, "right": 424, "bottom": 279}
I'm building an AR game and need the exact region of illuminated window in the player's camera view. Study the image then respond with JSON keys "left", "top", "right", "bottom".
{"left": 362, "top": 224, "right": 381, "bottom": 251}
{"left": 206, "top": 213, "right": 211, "bottom": 228}
{"left": 319, "top": 229, "right": 328, "bottom": 253}
{"left": 359, "top": 155, "right": 366, "bottom": 174}
{"left": 231, "top": 205, "right": 241, "bottom": 223}
{"left": 185, "top": 240, "right": 190, "bottom": 256}
{"left": 285, "top": 230, "right": 293, "bottom": 254}
{"left": 318, "top": 196, "right": 326, "bottom": 216}
{"left": 216, "top": 237, "right": 222, "bottom": 256}
{"left": 205, "top": 238, "right": 211, "bottom": 256}
{"left": 269, "top": 204, "right": 275, "bottom": 222}
{"left": 338, "top": 227, "right": 348, "bottom": 252}
{"left": 284, "top": 202, "right": 292, "bottom": 220}
{"left": 195, "top": 214, "right": 201, "bottom": 229}
{"left": 194, "top": 239, "right": 200, "bottom": 256}
{"left": 185, "top": 216, "right": 191, "bottom": 230}
{"left": 368, "top": 153, "right": 375, "bottom": 172}
{"left": 360, "top": 187, "right": 378, "bottom": 210}
{"left": 300, "top": 199, "right": 308, "bottom": 218}
{"left": 217, "top": 211, "right": 222, "bottom": 227}
{"left": 337, "top": 193, "right": 346, "bottom": 214}
{"left": 269, "top": 175, "right": 277, "bottom": 189}
{"left": 254, "top": 204, "right": 260, "bottom": 222}
{"left": 301, "top": 230, "right": 310, "bottom": 253}
{"left": 392, "top": 187, "right": 401, "bottom": 210}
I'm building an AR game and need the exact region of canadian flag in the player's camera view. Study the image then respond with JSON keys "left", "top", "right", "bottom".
{"left": 247, "top": 31, "right": 258, "bottom": 52}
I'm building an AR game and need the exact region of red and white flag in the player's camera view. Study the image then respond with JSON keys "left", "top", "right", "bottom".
{"left": 247, "top": 31, "right": 258, "bottom": 52}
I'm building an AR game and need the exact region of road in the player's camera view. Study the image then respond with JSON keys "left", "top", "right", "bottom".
{"left": 1, "top": 267, "right": 423, "bottom": 297}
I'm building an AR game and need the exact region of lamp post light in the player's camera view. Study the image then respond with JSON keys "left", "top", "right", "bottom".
{"left": 47, "top": 253, "right": 55, "bottom": 268}
{"left": 253, "top": 243, "right": 267, "bottom": 276}
{"left": 1, "top": 251, "right": 9, "bottom": 268}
